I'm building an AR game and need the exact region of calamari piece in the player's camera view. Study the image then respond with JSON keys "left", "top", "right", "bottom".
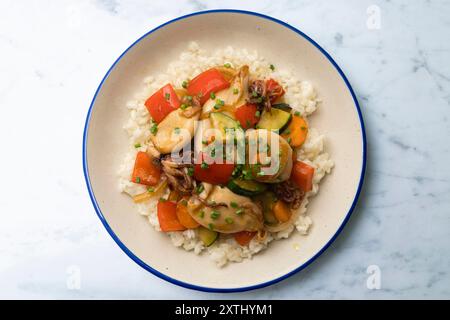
{"left": 246, "top": 129, "right": 293, "bottom": 183}
{"left": 149, "top": 109, "right": 199, "bottom": 154}
{"left": 201, "top": 65, "right": 250, "bottom": 117}
{"left": 187, "top": 186, "right": 263, "bottom": 233}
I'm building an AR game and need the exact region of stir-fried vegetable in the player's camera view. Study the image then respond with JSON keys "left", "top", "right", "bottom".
{"left": 198, "top": 227, "right": 218, "bottom": 246}
{"left": 257, "top": 108, "right": 292, "bottom": 131}
{"left": 272, "top": 199, "right": 291, "bottom": 222}
{"left": 176, "top": 198, "right": 200, "bottom": 229}
{"left": 235, "top": 103, "right": 259, "bottom": 129}
{"left": 193, "top": 152, "right": 235, "bottom": 185}
{"left": 253, "top": 191, "right": 278, "bottom": 225}
{"left": 227, "top": 178, "right": 267, "bottom": 196}
{"left": 291, "top": 161, "right": 314, "bottom": 192}
{"left": 157, "top": 199, "right": 186, "bottom": 232}
{"left": 133, "top": 179, "right": 168, "bottom": 203}
{"left": 281, "top": 115, "right": 308, "bottom": 148}
{"left": 234, "top": 231, "right": 257, "bottom": 246}
{"left": 131, "top": 151, "right": 161, "bottom": 186}
{"left": 209, "top": 112, "right": 241, "bottom": 138}
{"left": 266, "top": 78, "right": 285, "bottom": 103}
{"left": 187, "top": 68, "right": 230, "bottom": 104}
{"left": 145, "top": 84, "right": 181, "bottom": 123}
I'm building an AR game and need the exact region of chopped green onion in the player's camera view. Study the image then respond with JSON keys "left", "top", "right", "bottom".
{"left": 208, "top": 223, "right": 214, "bottom": 230}
{"left": 210, "top": 210, "right": 220, "bottom": 220}
{"left": 186, "top": 95, "right": 193, "bottom": 102}
{"left": 150, "top": 124, "right": 158, "bottom": 135}
{"left": 294, "top": 111, "right": 301, "bottom": 116}
{"left": 301, "top": 126, "right": 306, "bottom": 131}
{"left": 201, "top": 162, "right": 209, "bottom": 169}
{"left": 199, "top": 210, "right": 205, "bottom": 218}
{"left": 165, "top": 93, "right": 170, "bottom": 100}
{"left": 147, "top": 187, "right": 154, "bottom": 193}
{"left": 224, "top": 63, "right": 231, "bottom": 68}
{"left": 210, "top": 92, "right": 216, "bottom": 99}
{"left": 225, "top": 217, "right": 234, "bottom": 224}
{"left": 182, "top": 80, "right": 189, "bottom": 88}
{"left": 196, "top": 183, "right": 204, "bottom": 194}
{"left": 180, "top": 103, "right": 188, "bottom": 110}
{"left": 187, "top": 167, "right": 194, "bottom": 176}
{"left": 235, "top": 208, "right": 244, "bottom": 215}
{"left": 174, "top": 127, "right": 180, "bottom": 134}
{"left": 180, "top": 199, "right": 188, "bottom": 206}
{"left": 230, "top": 201, "right": 238, "bottom": 208}
{"left": 135, "top": 177, "right": 141, "bottom": 183}
{"left": 270, "top": 64, "right": 275, "bottom": 71}
{"left": 134, "top": 143, "right": 141, "bottom": 148}
{"left": 233, "top": 88, "right": 239, "bottom": 95}
{"left": 255, "top": 111, "right": 261, "bottom": 117}
{"left": 159, "top": 197, "right": 166, "bottom": 202}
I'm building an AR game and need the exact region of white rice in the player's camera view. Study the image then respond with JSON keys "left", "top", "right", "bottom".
{"left": 118, "top": 42, "right": 334, "bottom": 267}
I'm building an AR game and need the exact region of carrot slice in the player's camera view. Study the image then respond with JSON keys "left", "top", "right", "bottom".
{"left": 234, "top": 231, "right": 257, "bottom": 246}
{"left": 291, "top": 161, "right": 314, "bottom": 192}
{"left": 131, "top": 151, "right": 161, "bottom": 186}
{"left": 281, "top": 115, "right": 308, "bottom": 148}
{"left": 176, "top": 198, "right": 200, "bottom": 229}
{"left": 273, "top": 200, "right": 292, "bottom": 223}
{"left": 157, "top": 200, "right": 186, "bottom": 232}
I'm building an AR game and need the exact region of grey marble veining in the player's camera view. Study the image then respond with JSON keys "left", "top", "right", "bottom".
{"left": 0, "top": 0, "right": 449, "bottom": 299}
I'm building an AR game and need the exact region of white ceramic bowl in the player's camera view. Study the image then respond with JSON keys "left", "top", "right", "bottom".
{"left": 83, "top": 10, "right": 366, "bottom": 292}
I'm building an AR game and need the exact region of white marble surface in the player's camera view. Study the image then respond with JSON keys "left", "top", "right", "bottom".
{"left": 0, "top": 0, "right": 449, "bottom": 299}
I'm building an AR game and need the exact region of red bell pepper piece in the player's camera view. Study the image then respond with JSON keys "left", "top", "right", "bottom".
{"left": 144, "top": 84, "right": 180, "bottom": 123}
{"left": 187, "top": 68, "right": 230, "bottom": 104}
{"left": 157, "top": 200, "right": 186, "bottom": 232}
{"left": 235, "top": 103, "right": 259, "bottom": 129}
{"left": 193, "top": 152, "right": 235, "bottom": 185}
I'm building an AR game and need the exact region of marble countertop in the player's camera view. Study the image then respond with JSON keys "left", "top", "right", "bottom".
{"left": 0, "top": 0, "right": 449, "bottom": 299}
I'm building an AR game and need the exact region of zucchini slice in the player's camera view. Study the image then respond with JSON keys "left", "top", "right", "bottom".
{"left": 210, "top": 112, "right": 242, "bottom": 138}
{"left": 257, "top": 108, "right": 292, "bottom": 131}
{"left": 272, "top": 103, "right": 292, "bottom": 113}
{"left": 198, "top": 227, "right": 218, "bottom": 247}
{"left": 253, "top": 191, "right": 278, "bottom": 225}
{"left": 227, "top": 178, "right": 267, "bottom": 196}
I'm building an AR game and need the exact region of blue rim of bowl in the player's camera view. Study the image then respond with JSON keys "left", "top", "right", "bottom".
{"left": 83, "top": 9, "right": 367, "bottom": 293}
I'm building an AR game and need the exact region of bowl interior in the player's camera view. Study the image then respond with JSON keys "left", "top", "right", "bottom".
{"left": 85, "top": 11, "right": 364, "bottom": 290}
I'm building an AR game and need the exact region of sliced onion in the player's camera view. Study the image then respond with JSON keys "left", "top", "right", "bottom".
{"left": 132, "top": 178, "right": 167, "bottom": 203}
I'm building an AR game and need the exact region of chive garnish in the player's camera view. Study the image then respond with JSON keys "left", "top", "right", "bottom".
{"left": 210, "top": 210, "right": 220, "bottom": 220}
